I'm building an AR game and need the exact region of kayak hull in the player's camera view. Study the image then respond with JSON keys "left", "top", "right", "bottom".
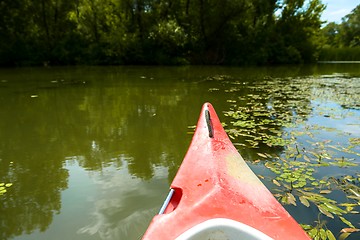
{"left": 142, "top": 103, "right": 310, "bottom": 240}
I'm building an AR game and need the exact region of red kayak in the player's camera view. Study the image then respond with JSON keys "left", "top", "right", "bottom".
{"left": 143, "top": 103, "right": 310, "bottom": 240}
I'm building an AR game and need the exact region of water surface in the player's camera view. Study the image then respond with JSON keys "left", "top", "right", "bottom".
{"left": 0, "top": 65, "right": 359, "bottom": 239}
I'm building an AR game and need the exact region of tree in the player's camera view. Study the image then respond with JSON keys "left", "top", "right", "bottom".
{"left": 31, "top": 0, "right": 82, "bottom": 64}
{"left": 321, "top": 22, "right": 340, "bottom": 47}
{"left": 0, "top": 0, "right": 327, "bottom": 65}
{"left": 339, "top": 5, "right": 360, "bottom": 47}
{"left": 321, "top": 4, "right": 360, "bottom": 48}
{"left": 272, "top": 0, "right": 326, "bottom": 63}
{"left": 0, "top": 0, "right": 35, "bottom": 65}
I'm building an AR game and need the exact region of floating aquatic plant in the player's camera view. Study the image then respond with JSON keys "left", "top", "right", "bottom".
{"left": 213, "top": 73, "right": 360, "bottom": 239}
{"left": 0, "top": 182, "right": 12, "bottom": 195}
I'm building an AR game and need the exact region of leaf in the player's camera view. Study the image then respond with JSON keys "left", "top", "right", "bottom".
{"left": 283, "top": 183, "right": 292, "bottom": 190}
{"left": 318, "top": 205, "right": 334, "bottom": 218}
{"left": 272, "top": 179, "right": 281, "bottom": 186}
{"left": 339, "top": 216, "right": 356, "bottom": 228}
{"left": 303, "top": 155, "right": 311, "bottom": 162}
{"left": 300, "top": 224, "right": 312, "bottom": 230}
{"left": 257, "top": 153, "right": 268, "bottom": 158}
{"left": 313, "top": 234, "right": 320, "bottom": 240}
{"left": 348, "top": 195, "right": 360, "bottom": 200}
{"left": 323, "top": 202, "right": 346, "bottom": 214}
{"left": 349, "top": 138, "right": 360, "bottom": 145}
{"left": 339, "top": 203, "right": 358, "bottom": 212}
{"left": 287, "top": 193, "right": 297, "bottom": 206}
{"left": 340, "top": 228, "right": 360, "bottom": 233}
{"left": 319, "top": 229, "right": 327, "bottom": 240}
{"left": 299, "top": 196, "right": 310, "bottom": 207}
{"left": 5, "top": 183, "right": 12, "bottom": 187}
{"left": 319, "top": 190, "right": 332, "bottom": 194}
{"left": 326, "top": 230, "right": 336, "bottom": 240}
{"left": 308, "top": 228, "right": 318, "bottom": 238}
{"left": 264, "top": 162, "right": 276, "bottom": 170}
{"left": 339, "top": 232, "right": 351, "bottom": 240}
{"left": 348, "top": 189, "right": 360, "bottom": 197}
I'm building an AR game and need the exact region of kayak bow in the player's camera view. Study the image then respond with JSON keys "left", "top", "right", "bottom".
{"left": 143, "top": 103, "right": 310, "bottom": 240}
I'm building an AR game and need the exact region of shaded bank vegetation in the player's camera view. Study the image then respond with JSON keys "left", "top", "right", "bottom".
{"left": 1, "top": 0, "right": 328, "bottom": 66}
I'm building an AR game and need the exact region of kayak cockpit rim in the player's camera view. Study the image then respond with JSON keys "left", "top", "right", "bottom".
{"left": 175, "top": 218, "right": 274, "bottom": 240}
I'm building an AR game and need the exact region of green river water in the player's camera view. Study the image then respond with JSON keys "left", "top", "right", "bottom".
{"left": 0, "top": 65, "right": 359, "bottom": 240}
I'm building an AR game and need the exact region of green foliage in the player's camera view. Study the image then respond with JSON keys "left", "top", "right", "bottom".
{"left": 147, "top": 19, "right": 188, "bottom": 64}
{"left": 321, "top": 22, "right": 341, "bottom": 47}
{"left": 0, "top": 0, "right": 327, "bottom": 65}
{"left": 339, "top": 5, "right": 360, "bottom": 48}
{"left": 320, "top": 4, "right": 360, "bottom": 60}
{"left": 272, "top": 0, "right": 326, "bottom": 63}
